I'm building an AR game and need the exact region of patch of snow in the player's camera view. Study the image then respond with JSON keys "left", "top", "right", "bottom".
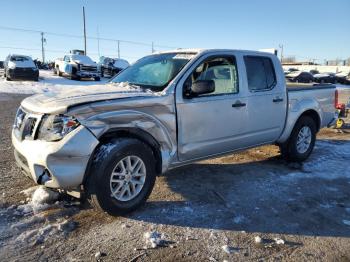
{"left": 16, "top": 186, "right": 59, "bottom": 215}
{"left": 95, "top": 251, "right": 102, "bottom": 260}
{"left": 56, "top": 219, "right": 77, "bottom": 233}
{"left": 93, "top": 143, "right": 117, "bottom": 162}
{"left": 274, "top": 238, "right": 285, "bottom": 245}
{"left": 11, "top": 215, "right": 45, "bottom": 231}
{"left": 221, "top": 245, "right": 238, "bottom": 254}
{"left": 14, "top": 219, "right": 76, "bottom": 245}
{"left": 144, "top": 231, "right": 163, "bottom": 248}
{"left": 20, "top": 186, "right": 40, "bottom": 197}
{"left": 254, "top": 236, "right": 262, "bottom": 243}
{"left": 281, "top": 140, "right": 350, "bottom": 182}
{"left": 0, "top": 70, "right": 108, "bottom": 94}
{"left": 32, "top": 186, "right": 59, "bottom": 206}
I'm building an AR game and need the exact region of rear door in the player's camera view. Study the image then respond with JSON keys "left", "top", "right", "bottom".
{"left": 243, "top": 55, "right": 287, "bottom": 145}
{"left": 175, "top": 52, "right": 249, "bottom": 161}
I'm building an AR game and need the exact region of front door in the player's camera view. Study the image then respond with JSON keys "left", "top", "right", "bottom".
{"left": 176, "top": 54, "right": 249, "bottom": 161}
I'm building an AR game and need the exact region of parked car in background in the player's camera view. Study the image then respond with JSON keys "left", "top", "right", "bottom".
{"left": 286, "top": 71, "right": 314, "bottom": 83}
{"left": 12, "top": 49, "right": 336, "bottom": 215}
{"left": 98, "top": 57, "right": 129, "bottom": 77}
{"left": 3, "top": 54, "right": 39, "bottom": 81}
{"left": 309, "top": 69, "right": 319, "bottom": 75}
{"left": 284, "top": 68, "right": 298, "bottom": 75}
{"left": 335, "top": 72, "right": 350, "bottom": 85}
{"left": 313, "top": 72, "right": 337, "bottom": 84}
{"left": 54, "top": 54, "right": 100, "bottom": 81}
{"left": 0, "top": 61, "right": 4, "bottom": 69}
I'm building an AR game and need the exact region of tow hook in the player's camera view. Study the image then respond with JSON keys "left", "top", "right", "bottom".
{"left": 37, "top": 169, "right": 51, "bottom": 185}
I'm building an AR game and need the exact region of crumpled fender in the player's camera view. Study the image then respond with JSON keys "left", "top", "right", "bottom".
{"left": 79, "top": 109, "right": 176, "bottom": 172}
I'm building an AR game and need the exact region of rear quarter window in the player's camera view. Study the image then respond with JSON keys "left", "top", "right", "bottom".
{"left": 244, "top": 56, "right": 276, "bottom": 91}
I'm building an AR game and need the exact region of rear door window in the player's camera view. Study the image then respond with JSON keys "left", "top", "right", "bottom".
{"left": 244, "top": 56, "right": 276, "bottom": 91}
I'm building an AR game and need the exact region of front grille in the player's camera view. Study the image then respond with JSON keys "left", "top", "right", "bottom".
{"left": 11, "top": 68, "right": 36, "bottom": 77}
{"left": 81, "top": 65, "right": 97, "bottom": 72}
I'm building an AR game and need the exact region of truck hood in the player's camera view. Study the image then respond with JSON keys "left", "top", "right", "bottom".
{"left": 21, "top": 83, "right": 160, "bottom": 114}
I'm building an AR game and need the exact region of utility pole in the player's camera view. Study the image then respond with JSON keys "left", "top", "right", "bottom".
{"left": 117, "top": 40, "right": 120, "bottom": 58}
{"left": 83, "top": 6, "right": 87, "bottom": 55}
{"left": 97, "top": 26, "right": 100, "bottom": 58}
{"left": 279, "top": 44, "right": 284, "bottom": 63}
{"left": 151, "top": 41, "right": 155, "bottom": 53}
{"left": 41, "top": 32, "right": 45, "bottom": 63}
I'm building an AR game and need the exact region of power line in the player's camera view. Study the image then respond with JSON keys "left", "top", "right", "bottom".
{"left": 0, "top": 25, "right": 179, "bottom": 49}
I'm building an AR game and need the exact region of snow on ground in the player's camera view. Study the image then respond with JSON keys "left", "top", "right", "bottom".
{"left": 0, "top": 70, "right": 108, "bottom": 94}
{"left": 0, "top": 186, "right": 78, "bottom": 248}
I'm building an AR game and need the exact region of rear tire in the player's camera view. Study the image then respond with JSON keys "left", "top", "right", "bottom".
{"left": 6, "top": 71, "right": 11, "bottom": 81}
{"left": 86, "top": 138, "right": 157, "bottom": 216}
{"left": 280, "top": 116, "right": 317, "bottom": 162}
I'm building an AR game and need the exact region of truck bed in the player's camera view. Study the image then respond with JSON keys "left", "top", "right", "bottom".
{"left": 286, "top": 83, "right": 336, "bottom": 130}
{"left": 287, "top": 83, "right": 335, "bottom": 92}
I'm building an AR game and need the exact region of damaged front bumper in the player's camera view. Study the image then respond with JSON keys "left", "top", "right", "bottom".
{"left": 12, "top": 125, "right": 99, "bottom": 189}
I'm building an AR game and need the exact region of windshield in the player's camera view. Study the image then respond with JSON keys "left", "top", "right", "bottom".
{"left": 110, "top": 53, "right": 195, "bottom": 92}
{"left": 11, "top": 56, "right": 30, "bottom": 62}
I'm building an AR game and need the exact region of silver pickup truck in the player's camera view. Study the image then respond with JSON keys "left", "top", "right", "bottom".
{"left": 12, "top": 49, "right": 336, "bottom": 215}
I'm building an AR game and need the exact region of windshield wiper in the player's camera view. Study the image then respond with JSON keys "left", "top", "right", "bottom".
{"left": 109, "top": 81, "right": 144, "bottom": 90}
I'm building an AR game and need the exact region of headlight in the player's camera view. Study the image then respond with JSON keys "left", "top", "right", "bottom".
{"left": 37, "top": 115, "right": 80, "bottom": 141}
{"left": 8, "top": 61, "right": 16, "bottom": 69}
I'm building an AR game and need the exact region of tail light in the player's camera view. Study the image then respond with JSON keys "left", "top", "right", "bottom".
{"left": 335, "top": 89, "right": 346, "bottom": 112}
{"left": 335, "top": 89, "right": 338, "bottom": 108}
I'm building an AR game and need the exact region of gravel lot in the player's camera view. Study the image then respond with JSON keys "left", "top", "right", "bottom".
{"left": 0, "top": 75, "right": 350, "bottom": 261}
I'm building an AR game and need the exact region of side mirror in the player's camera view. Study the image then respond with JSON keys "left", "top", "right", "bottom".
{"left": 190, "top": 80, "right": 215, "bottom": 96}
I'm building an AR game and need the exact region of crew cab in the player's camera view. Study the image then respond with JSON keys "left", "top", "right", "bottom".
{"left": 12, "top": 49, "right": 336, "bottom": 216}
{"left": 54, "top": 54, "right": 100, "bottom": 81}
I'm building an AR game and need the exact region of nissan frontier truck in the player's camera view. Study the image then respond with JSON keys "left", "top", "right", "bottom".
{"left": 12, "top": 49, "right": 336, "bottom": 215}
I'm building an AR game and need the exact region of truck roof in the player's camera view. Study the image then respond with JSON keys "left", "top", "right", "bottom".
{"left": 157, "top": 48, "right": 276, "bottom": 56}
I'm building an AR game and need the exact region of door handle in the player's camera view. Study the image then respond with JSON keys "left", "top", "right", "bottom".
{"left": 273, "top": 97, "right": 284, "bottom": 103}
{"left": 232, "top": 101, "right": 246, "bottom": 108}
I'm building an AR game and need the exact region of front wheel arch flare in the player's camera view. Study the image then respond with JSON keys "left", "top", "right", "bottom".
{"left": 82, "top": 128, "right": 162, "bottom": 187}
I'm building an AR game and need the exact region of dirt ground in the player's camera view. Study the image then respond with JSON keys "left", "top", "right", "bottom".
{"left": 1, "top": 93, "right": 350, "bottom": 262}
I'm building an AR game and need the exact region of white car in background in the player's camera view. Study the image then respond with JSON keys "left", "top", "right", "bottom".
{"left": 54, "top": 54, "right": 100, "bottom": 81}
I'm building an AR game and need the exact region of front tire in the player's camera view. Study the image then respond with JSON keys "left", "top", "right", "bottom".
{"left": 86, "top": 138, "right": 157, "bottom": 216}
{"left": 280, "top": 116, "right": 317, "bottom": 162}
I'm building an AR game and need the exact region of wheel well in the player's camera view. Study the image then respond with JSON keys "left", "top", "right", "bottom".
{"left": 99, "top": 128, "right": 162, "bottom": 174}
{"left": 299, "top": 110, "right": 321, "bottom": 131}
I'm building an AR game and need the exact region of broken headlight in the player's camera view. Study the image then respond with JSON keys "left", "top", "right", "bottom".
{"left": 37, "top": 115, "right": 80, "bottom": 142}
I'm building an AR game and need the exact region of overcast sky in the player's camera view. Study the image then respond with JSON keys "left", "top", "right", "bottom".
{"left": 0, "top": 0, "right": 349, "bottom": 63}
